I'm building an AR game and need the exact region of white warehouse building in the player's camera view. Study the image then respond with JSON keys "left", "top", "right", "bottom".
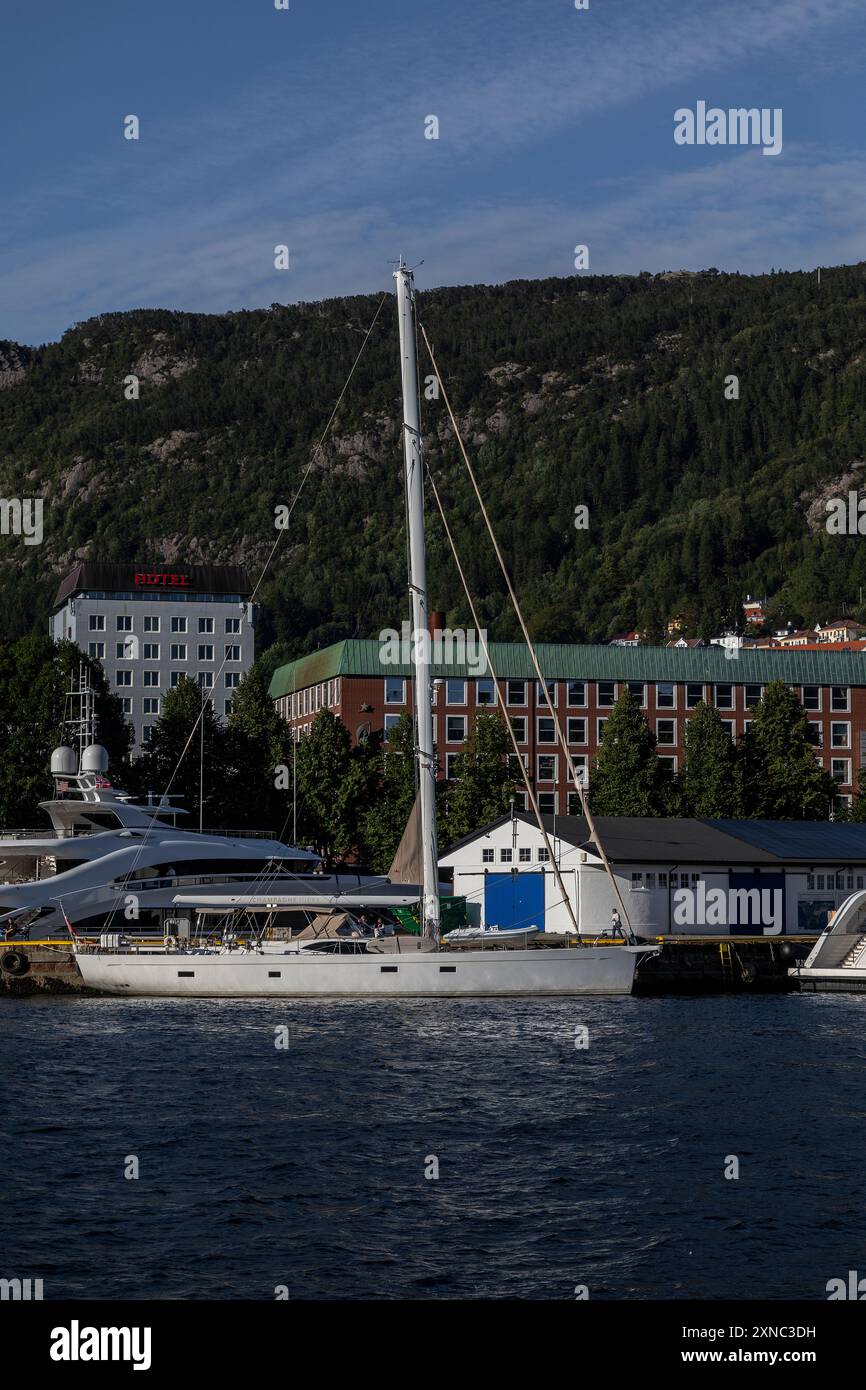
{"left": 439, "top": 812, "right": 866, "bottom": 938}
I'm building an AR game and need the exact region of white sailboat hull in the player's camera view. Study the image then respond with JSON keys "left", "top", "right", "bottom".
{"left": 75, "top": 944, "right": 653, "bottom": 997}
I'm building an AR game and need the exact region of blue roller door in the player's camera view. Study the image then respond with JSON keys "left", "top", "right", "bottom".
{"left": 484, "top": 872, "right": 545, "bottom": 932}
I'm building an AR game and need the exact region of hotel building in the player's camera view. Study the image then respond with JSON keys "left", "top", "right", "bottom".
{"left": 51, "top": 562, "right": 254, "bottom": 752}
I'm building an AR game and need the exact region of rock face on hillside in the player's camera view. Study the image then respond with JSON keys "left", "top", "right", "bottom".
{"left": 1, "top": 264, "right": 866, "bottom": 649}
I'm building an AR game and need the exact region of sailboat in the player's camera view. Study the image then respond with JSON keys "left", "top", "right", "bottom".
{"left": 73, "top": 263, "right": 657, "bottom": 997}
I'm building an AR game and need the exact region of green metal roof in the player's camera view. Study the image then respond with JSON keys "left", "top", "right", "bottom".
{"left": 268, "top": 639, "right": 866, "bottom": 699}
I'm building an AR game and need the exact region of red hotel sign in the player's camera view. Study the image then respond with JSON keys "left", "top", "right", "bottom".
{"left": 134, "top": 572, "right": 191, "bottom": 588}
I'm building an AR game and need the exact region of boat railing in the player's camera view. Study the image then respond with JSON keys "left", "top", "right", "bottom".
{"left": 200, "top": 828, "right": 279, "bottom": 839}
{"left": 2, "top": 828, "right": 77, "bottom": 841}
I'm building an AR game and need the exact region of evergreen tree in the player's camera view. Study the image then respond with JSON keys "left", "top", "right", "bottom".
{"left": 738, "top": 680, "right": 835, "bottom": 819}
{"left": 359, "top": 713, "right": 418, "bottom": 873}
{"left": 589, "top": 687, "right": 672, "bottom": 816}
{"left": 679, "top": 700, "right": 742, "bottom": 817}
{"left": 0, "top": 636, "right": 131, "bottom": 826}
{"left": 224, "top": 664, "right": 296, "bottom": 833}
{"left": 137, "top": 675, "right": 230, "bottom": 827}
{"left": 441, "top": 708, "right": 517, "bottom": 843}
{"left": 294, "top": 708, "right": 364, "bottom": 866}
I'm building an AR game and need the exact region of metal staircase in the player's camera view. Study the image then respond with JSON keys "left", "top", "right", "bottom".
{"left": 842, "top": 934, "right": 866, "bottom": 969}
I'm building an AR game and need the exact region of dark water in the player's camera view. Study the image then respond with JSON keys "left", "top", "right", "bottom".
{"left": 2, "top": 992, "right": 865, "bottom": 1300}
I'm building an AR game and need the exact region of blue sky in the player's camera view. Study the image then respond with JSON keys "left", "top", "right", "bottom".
{"left": 2, "top": 0, "right": 866, "bottom": 344}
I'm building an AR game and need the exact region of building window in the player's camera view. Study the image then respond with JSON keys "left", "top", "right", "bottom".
{"left": 171, "top": 616, "right": 188, "bottom": 634}
{"left": 645, "top": 872, "right": 656, "bottom": 889}
{"left": 831, "top": 686, "right": 850, "bottom": 712}
{"left": 143, "top": 697, "right": 160, "bottom": 715}
{"left": 198, "top": 672, "right": 214, "bottom": 689}
{"left": 508, "top": 752, "right": 527, "bottom": 779}
{"left": 567, "top": 717, "right": 586, "bottom": 744}
{"left": 476, "top": 679, "right": 495, "bottom": 706}
{"left": 831, "top": 722, "right": 851, "bottom": 748}
{"left": 802, "top": 685, "right": 820, "bottom": 711}
{"left": 143, "top": 671, "right": 160, "bottom": 688}
{"left": 631, "top": 872, "right": 643, "bottom": 888}
{"left": 446, "top": 678, "right": 466, "bottom": 705}
{"left": 144, "top": 616, "right": 160, "bottom": 633}
{"left": 519, "top": 847, "right": 532, "bottom": 863}
{"left": 507, "top": 680, "right": 527, "bottom": 706}
{"left": 745, "top": 683, "right": 763, "bottom": 708}
{"left": 88, "top": 641, "right": 105, "bottom": 659}
{"left": 596, "top": 718, "right": 608, "bottom": 743}
{"left": 569, "top": 754, "right": 588, "bottom": 784}
{"left": 116, "top": 615, "right": 132, "bottom": 632}
{"left": 538, "top": 792, "right": 556, "bottom": 814}
{"left": 686, "top": 683, "right": 704, "bottom": 709}
{"left": 509, "top": 716, "right": 527, "bottom": 743}
{"left": 656, "top": 682, "right": 675, "bottom": 708}
{"left": 89, "top": 614, "right": 105, "bottom": 632}
{"left": 445, "top": 752, "right": 459, "bottom": 779}
{"left": 831, "top": 759, "right": 851, "bottom": 785}
{"left": 115, "top": 670, "right": 132, "bottom": 687}
{"left": 225, "top": 617, "right": 241, "bottom": 634}
{"left": 119, "top": 697, "right": 132, "bottom": 714}
{"left": 658, "top": 872, "right": 668, "bottom": 888}
{"left": 225, "top": 672, "right": 240, "bottom": 689}
{"left": 170, "top": 671, "right": 183, "bottom": 687}
{"left": 500, "top": 848, "right": 513, "bottom": 864}
{"left": 224, "top": 644, "right": 241, "bottom": 662}
{"left": 627, "top": 681, "right": 645, "bottom": 707}
{"left": 446, "top": 715, "right": 467, "bottom": 743}
{"left": 383, "top": 713, "right": 401, "bottom": 736}
{"left": 537, "top": 716, "right": 556, "bottom": 744}
{"left": 141, "top": 726, "right": 153, "bottom": 745}
{"left": 170, "top": 643, "right": 187, "bottom": 661}
{"left": 482, "top": 848, "right": 494, "bottom": 864}
{"left": 536, "top": 679, "right": 557, "bottom": 706}
{"left": 721, "top": 721, "right": 735, "bottom": 741}
{"left": 567, "top": 792, "right": 582, "bottom": 815}
{"left": 538, "top": 846, "right": 550, "bottom": 861}
{"left": 567, "top": 680, "right": 586, "bottom": 707}
{"left": 384, "top": 677, "right": 405, "bottom": 704}
{"left": 658, "top": 755, "right": 677, "bottom": 775}
{"left": 714, "top": 683, "right": 734, "bottom": 709}
{"left": 597, "top": 681, "right": 616, "bottom": 707}
{"left": 807, "top": 721, "right": 822, "bottom": 747}
{"left": 657, "top": 719, "right": 676, "bottom": 746}
{"left": 143, "top": 643, "right": 160, "bottom": 660}
{"left": 198, "top": 617, "right": 214, "bottom": 634}
{"left": 537, "top": 754, "right": 557, "bottom": 782}
{"left": 198, "top": 644, "right": 214, "bottom": 662}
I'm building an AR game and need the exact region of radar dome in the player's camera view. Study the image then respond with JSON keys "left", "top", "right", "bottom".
{"left": 50, "top": 746, "right": 78, "bottom": 776}
{"left": 81, "top": 744, "right": 110, "bottom": 774}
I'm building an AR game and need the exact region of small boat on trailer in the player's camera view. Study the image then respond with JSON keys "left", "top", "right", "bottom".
{"left": 789, "top": 890, "right": 866, "bottom": 993}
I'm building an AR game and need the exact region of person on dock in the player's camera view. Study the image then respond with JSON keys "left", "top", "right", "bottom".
{"left": 610, "top": 908, "right": 622, "bottom": 937}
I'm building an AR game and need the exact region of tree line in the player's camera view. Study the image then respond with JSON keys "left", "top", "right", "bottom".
{"left": 3, "top": 639, "right": 862, "bottom": 872}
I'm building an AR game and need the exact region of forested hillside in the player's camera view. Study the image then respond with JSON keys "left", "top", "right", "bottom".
{"left": 2, "top": 263, "right": 866, "bottom": 661}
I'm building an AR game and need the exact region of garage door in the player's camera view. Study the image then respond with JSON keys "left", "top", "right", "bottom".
{"left": 484, "top": 872, "right": 545, "bottom": 932}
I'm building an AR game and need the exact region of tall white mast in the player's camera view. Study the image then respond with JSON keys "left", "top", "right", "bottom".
{"left": 394, "top": 260, "right": 440, "bottom": 946}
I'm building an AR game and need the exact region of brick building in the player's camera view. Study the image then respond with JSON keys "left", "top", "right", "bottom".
{"left": 269, "top": 639, "right": 866, "bottom": 810}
